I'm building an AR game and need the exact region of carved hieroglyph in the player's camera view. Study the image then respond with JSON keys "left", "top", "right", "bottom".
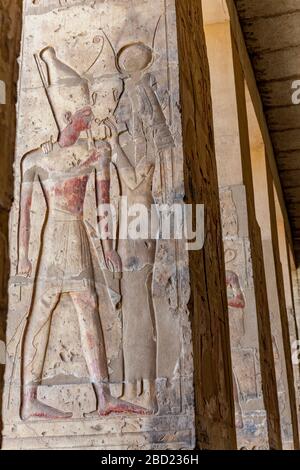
{"left": 2, "top": 0, "right": 194, "bottom": 450}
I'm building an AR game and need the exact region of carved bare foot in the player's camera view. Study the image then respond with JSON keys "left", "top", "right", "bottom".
{"left": 21, "top": 399, "right": 73, "bottom": 421}
{"left": 125, "top": 381, "right": 158, "bottom": 414}
{"left": 86, "top": 390, "right": 151, "bottom": 418}
{"left": 143, "top": 395, "right": 158, "bottom": 415}
{"left": 98, "top": 396, "right": 151, "bottom": 417}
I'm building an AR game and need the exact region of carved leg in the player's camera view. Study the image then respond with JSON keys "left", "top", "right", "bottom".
{"left": 21, "top": 288, "right": 72, "bottom": 420}
{"left": 122, "top": 268, "right": 157, "bottom": 413}
{"left": 70, "top": 289, "right": 108, "bottom": 382}
{"left": 70, "top": 289, "right": 150, "bottom": 417}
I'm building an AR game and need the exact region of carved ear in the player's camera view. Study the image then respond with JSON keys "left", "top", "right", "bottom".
{"left": 92, "top": 92, "right": 97, "bottom": 106}
{"left": 113, "top": 88, "right": 119, "bottom": 103}
{"left": 64, "top": 111, "right": 72, "bottom": 124}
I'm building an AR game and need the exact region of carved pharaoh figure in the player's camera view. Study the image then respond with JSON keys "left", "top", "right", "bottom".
{"left": 90, "top": 40, "right": 175, "bottom": 411}
{"left": 17, "top": 46, "right": 147, "bottom": 420}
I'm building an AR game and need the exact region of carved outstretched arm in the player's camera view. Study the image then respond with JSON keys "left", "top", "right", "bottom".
{"left": 95, "top": 147, "right": 121, "bottom": 273}
{"left": 104, "top": 118, "right": 152, "bottom": 191}
{"left": 18, "top": 155, "right": 36, "bottom": 276}
{"left": 112, "top": 141, "right": 137, "bottom": 189}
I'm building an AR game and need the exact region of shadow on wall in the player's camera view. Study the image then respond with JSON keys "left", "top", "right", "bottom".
{"left": 0, "top": 0, "right": 22, "bottom": 446}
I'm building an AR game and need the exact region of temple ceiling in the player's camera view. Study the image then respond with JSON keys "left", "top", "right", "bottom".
{"left": 235, "top": 0, "right": 300, "bottom": 262}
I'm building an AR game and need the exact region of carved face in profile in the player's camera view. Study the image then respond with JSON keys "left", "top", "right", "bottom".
{"left": 64, "top": 106, "right": 94, "bottom": 131}
{"left": 116, "top": 42, "right": 153, "bottom": 74}
{"left": 90, "top": 77, "right": 123, "bottom": 139}
{"left": 57, "top": 105, "right": 94, "bottom": 147}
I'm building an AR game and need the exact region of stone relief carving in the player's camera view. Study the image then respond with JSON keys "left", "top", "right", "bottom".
{"left": 269, "top": 312, "right": 288, "bottom": 427}
{"left": 0, "top": 231, "right": 8, "bottom": 309}
{"left": 225, "top": 248, "right": 245, "bottom": 311}
{"left": 18, "top": 46, "right": 152, "bottom": 420}
{"left": 3, "top": 1, "right": 194, "bottom": 449}
{"left": 220, "top": 189, "right": 238, "bottom": 239}
{"left": 225, "top": 245, "right": 262, "bottom": 435}
{"left": 224, "top": 238, "right": 265, "bottom": 444}
{"left": 28, "top": 0, "right": 84, "bottom": 14}
{"left": 224, "top": 248, "right": 246, "bottom": 429}
{"left": 220, "top": 183, "right": 268, "bottom": 447}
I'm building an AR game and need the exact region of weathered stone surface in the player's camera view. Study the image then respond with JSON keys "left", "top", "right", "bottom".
{"left": 2, "top": 0, "right": 196, "bottom": 450}
{"left": 276, "top": 208, "right": 300, "bottom": 438}
{"left": 176, "top": 0, "right": 237, "bottom": 450}
{"left": 204, "top": 13, "right": 282, "bottom": 449}
{"left": 221, "top": 186, "right": 269, "bottom": 449}
{"left": 232, "top": 33, "right": 288, "bottom": 450}
{"left": 249, "top": 99, "right": 299, "bottom": 447}
{"left": 291, "top": 264, "right": 300, "bottom": 414}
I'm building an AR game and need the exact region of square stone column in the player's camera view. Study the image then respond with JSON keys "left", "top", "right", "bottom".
{"left": 204, "top": 9, "right": 282, "bottom": 449}
{"left": 3, "top": 0, "right": 194, "bottom": 450}
{"left": 290, "top": 261, "right": 300, "bottom": 402}
{"left": 2, "top": 0, "right": 236, "bottom": 451}
{"left": 250, "top": 121, "right": 300, "bottom": 449}
{"left": 177, "top": 0, "right": 237, "bottom": 450}
{"left": 275, "top": 198, "right": 300, "bottom": 438}
{"left": 225, "top": 0, "right": 300, "bottom": 449}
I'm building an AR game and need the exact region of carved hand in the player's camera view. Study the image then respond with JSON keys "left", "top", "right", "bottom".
{"left": 103, "top": 117, "right": 119, "bottom": 145}
{"left": 18, "top": 257, "right": 32, "bottom": 277}
{"left": 105, "top": 249, "right": 122, "bottom": 274}
{"left": 41, "top": 136, "right": 54, "bottom": 155}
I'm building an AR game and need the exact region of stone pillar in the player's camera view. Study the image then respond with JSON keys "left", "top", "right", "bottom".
{"left": 1, "top": 0, "right": 235, "bottom": 451}
{"left": 176, "top": 0, "right": 236, "bottom": 450}
{"left": 204, "top": 8, "right": 281, "bottom": 449}
{"left": 290, "top": 258, "right": 300, "bottom": 404}
{"left": 0, "top": 0, "right": 22, "bottom": 443}
{"left": 250, "top": 118, "right": 300, "bottom": 449}
{"left": 3, "top": 0, "right": 195, "bottom": 450}
{"left": 275, "top": 199, "right": 300, "bottom": 435}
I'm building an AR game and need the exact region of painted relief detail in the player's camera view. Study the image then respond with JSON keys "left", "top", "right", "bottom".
{"left": 225, "top": 249, "right": 245, "bottom": 310}
{"left": 18, "top": 47, "right": 151, "bottom": 420}
{"left": 4, "top": 2, "right": 194, "bottom": 449}
{"left": 225, "top": 246, "right": 263, "bottom": 438}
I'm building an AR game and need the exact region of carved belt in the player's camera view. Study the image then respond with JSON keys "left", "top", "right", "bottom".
{"left": 48, "top": 208, "right": 84, "bottom": 222}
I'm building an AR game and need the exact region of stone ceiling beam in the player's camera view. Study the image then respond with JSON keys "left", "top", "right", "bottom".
{"left": 226, "top": 0, "right": 295, "bottom": 264}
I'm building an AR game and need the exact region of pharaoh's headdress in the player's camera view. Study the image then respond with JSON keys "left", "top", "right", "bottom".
{"left": 39, "top": 46, "right": 90, "bottom": 130}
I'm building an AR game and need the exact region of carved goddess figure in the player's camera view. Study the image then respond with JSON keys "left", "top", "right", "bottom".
{"left": 17, "top": 47, "right": 146, "bottom": 420}
{"left": 90, "top": 40, "right": 175, "bottom": 411}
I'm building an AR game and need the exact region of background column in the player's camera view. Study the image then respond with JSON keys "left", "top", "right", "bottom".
{"left": 249, "top": 99, "right": 300, "bottom": 449}
{"left": 203, "top": 1, "right": 282, "bottom": 449}
{"left": 177, "top": 0, "right": 237, "bottom": 450}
